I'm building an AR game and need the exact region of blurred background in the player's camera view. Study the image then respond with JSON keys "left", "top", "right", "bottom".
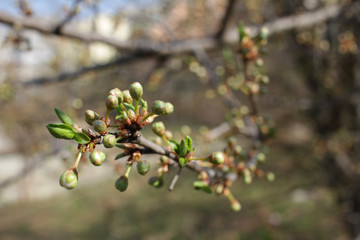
{"left": 0, "top": 0, "right": 359, "bottom": 239}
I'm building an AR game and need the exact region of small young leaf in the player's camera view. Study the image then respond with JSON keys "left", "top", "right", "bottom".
{"left": 47, "top": 123, "right": 75, "bottom": 140}
{"left": 115, "top": 152, "right": 127, "bottom": 160}
{"left": 73, "top": 132, "right": 91, "bottom": 144}
{"left": 193, "top": 181, "right": 212, "bottom": 194}
{"left": 179, "top": 157, "right": 187, "bottom": 167}
{"left": 178, "top": 139, "right": 188, "bottom": 157}
{"left": 168, "top": 140, "right": 179, "bottom": 152}
{"left": 185, "top": 136, "right": 193, "bottom": 152}
{"left": 238, "top": 21, "right": 245, "bottom": 42}
{"left": 54, "top": 108, "right": 74, "bottom": 125}
{"left": 123, "top": 103, "right": 135, "bottom": 111}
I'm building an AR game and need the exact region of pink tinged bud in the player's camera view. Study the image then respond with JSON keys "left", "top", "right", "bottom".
{"left": 164, "top": 102, "right": 174, "bottom": 115}
{"left": 106, "top": 95, "right": 119, "bottom": 110}
{"left": 152, "top": 121, "right": 166, "bottom": 136}
{"left": 209, "top": 151, "right": 225, "bottom": 165}
{"left": 93, "top": 120, "right": 107, "bottom": 134}
{"left": 129, "top": 82, "right": 143, "bottom": 101}
{"left": 89, "top": 150, "right": 106, "bottom": 166}
{"left": 123, "top": 90, "right": 133, "bottom": 104}
{"left": 109, "top": 88, "right": 124, "bottom": 103}
{"left": 59, "top": 169, "right": 78, "bottom": 190}
{"left": 85, "top": 110, "right": 99, "bottom": 125}
{"left": 103, "top": 134, "right": 117, "bottom": 148}
{"left": 151, "top": 100, "right": 166, "bottom": 115}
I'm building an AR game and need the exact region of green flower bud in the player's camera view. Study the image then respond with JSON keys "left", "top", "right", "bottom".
{"left": 137, "top": 160, "right": 150, "bottom": 175}
{"left": 259, "top": 27, "right": 268, "bottom": 40}
{"left": 231, "top": 200, "right": 242, "bottom": 212}
{"left": 152, "top": 121, "right": 166, "bottom": 136}
{"left": 103, "top": 134, "right": 117, "bottom": 148}
{"left": 59, "top": 169, "right": 78, "bottom": 190}
{"left": 123, "top": 90, "right": 133, "bottom": 104}
{"left": 148, "top": 176, "right": 163, "bottom": 188}
{"left": 129, "top": 82, "right": 143, "bottom": 101}
{"left": 160, "top": 156, "right": 169, "bottom": 164}
{"left": 243, "top": 168, "right": 252, "bottom": 184}
{"left": 109, "top": 88, "right": 123, "bottom": 103}
{"left": 127, "top": 109, "right": 136, "bottom": 120}
{"left": 106, "top": 95, "right": 119, "bottom": 110}
{"left": 266, "top": 172, "right": 275, "bottom": 182}
{"left": 209, "top": 151, "right": 225, "bottom": 165}
{"left": 93, "top": 120, "right": 107, "bottom": 134}
{"left": 89, "top": 150, "right": 106, "bottom": 166}
{"left": 164, "top": 102, "right": 174, "bottom": 115}
{"left": 151, "top": 100, "right": 166, "bottom": 115}
{"left": 115, "top": 175, "right": 128, "bottom": 192}
{"left": 85, "top": 110, "right": 99, "bottom": 125}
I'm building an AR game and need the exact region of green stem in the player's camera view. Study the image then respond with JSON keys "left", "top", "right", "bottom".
{"left": 124, "top": 165, "right": 132, "bottom": 178}
{"left": 190, "top": 157, "right": 209, "bottom": 161}
{"left": 72, "top": 151, "right": 83, "bottom": 170}
{"left": 161, "top": 135, "right": 171, "bottom": 147}
{"left": 120, "top": 103, "right": 130, "bottom": 119}
{"left": 134, "top": 99, "right": 139, "bottom": 115}
{"left": 105, "top": 110, "right": 110, "bottom": 125}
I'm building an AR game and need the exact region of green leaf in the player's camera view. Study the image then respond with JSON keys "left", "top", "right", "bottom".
{"left": 193, "top": 181, "right": 212, "bottom": 194}
{"left": 179, "top": 157, "right": 187, "bottom": 167}
{"left": 73, "top": 132, "right": 91, "bottom": 144}
{"left": 47, "top": 123, "right": 75, "bottom": 140}
{"left": 168, "top": 140, "right": 179, "bottom": 152}
{"left": 115, "top": 152, "right": 127, "bottom": 160}
{"left": 54, "top": 108, "right": 74, "bottom": 125}
{"left": 123, "top": 103, "right": 135, "bottom": 111}
{"left": 178, "top": 139, "right": 188, "bottom": 157}
{"left": 140, "top": 99, "right": 148, "bottom": 110}
{"left": 185, "top": 136, "right": 194, "bottom": 152}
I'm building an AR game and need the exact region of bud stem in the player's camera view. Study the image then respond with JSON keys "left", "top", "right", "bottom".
{"left": 190, "top": 157, "right": 208, "bottom": 161}
{"left": 124, "top": 165, "right": 132, "bottom": 178}
{"left": 105, "top": 110, "right": 110, "bottom": 125}
{"left": 119, "top": 103, "right": 131, "bottom": 119}
{"left": 72, "top": 151, "right": 83, "bottom": 170}
{"left": 161, "top": 135, "right": 171, "bottom": 147}
{"left": 134, "top": 99, "right": 139, "bottom": 116}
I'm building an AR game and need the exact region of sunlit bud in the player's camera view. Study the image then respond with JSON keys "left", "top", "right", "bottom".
{"left": 215, "top": 184, "right": 224, "bottom": 195}
{"left": 93, "top": 120, "right": 107, "bottom": 134}
{"left": 115, "top": 175, "right": 128, "bottom": 192}
{"left": 148, "top": 176, "right": 163, "bottom": 188}
{"left": 209, "top": 151, "right": 225, "bottom": 165}
{"left": 129, "top": 82, "right": 143, "bottom": 101}
{"left": 85, "top": 110, "right": 99, "bottom": 125}
{"left": 257, "top": 152, "right": 266, "bottom": 163}
{"left": 259, "top": 27, "right": 269, "bottom": 40}
{"left": 59, "top": 169, "right": 78, "bottom": 190}
{"left": 164, "top": 102, "right": 174, "bottom": 115}
{"left": 137, "top": 160, "right": 150, "bottom": 175}
{"left": 234, "top": 145, "right": 242, "bottom": 155}
{"left": 89, "top": 150, "right": 106, "bottom": 166}
{"left": 109, "top": 88, "right": 123, "bottom": 103}
{"left": 152, "top": 121, "right": 166, "bottom": 136}
{"left": 151, "top": 100, "right": 166, "bottom": 115}
{"left": 231, "top": 200, "right": 242, "bottom": 212}
{"left": 160, "top": 156, "right": 169, "bottom": 164}
{"left": 123, "top": 90, "right": 133, "bottom": 104}
{"left": 243, "top": 168, "right": 252, "bottom": 184}
{"left": 266, "top": 172, "right": 275, "bottom": 182}
{"left": 165, "top": 130, "right": 173, "bottom": 140}
{"left": 102, "top": 134, "right": 116, "bottom": 148}
{"left": 106, "top": 95, "right": 119, "bottom": 110}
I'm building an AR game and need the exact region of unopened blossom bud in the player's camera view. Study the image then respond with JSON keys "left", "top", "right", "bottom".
{"left": 115, "top": 175, "right": 128, "bottom": 192}
{"left": 89, "top": 150, "right": 106, "bottom": 166}
{"left": 164, "top": 102, "right": 174, "bottom": 115}
{"left": 209, "top": 151, "right": 225, "bottom": 165}
{"left": 127, "top": 109, "right": 136, "bottom": 120}
{"left": 109, "top": 88, "right": 123, "bottom": 103}
{"left": 129, "top": 82, "right": 143, "bottom": 101}
{"left": 231, "top": 200, "right": 242, "bottom": 212}
{"left": 85, "top": 110, "right": 99, "bottom": 125}
{"left": 93, "top": 120, "right": 107, "bottom": 134}
{"left": 123, "top": 90, "right": 133, "bottom": 104}
{"left": 106, "top": 95, "right": 119, "bottom": 110}
{"left": 152, "top": 121, "right": 166, "bottom": 136}
{"left": 148, "top": 176, "right": 163, "bottom": 188}
{"left": 259, "top": 27, "right": 269, "bottom": 40}
{"left": 103, "top": 134, "right": 117, "bottom": 148}
{"left": 151, "top": 100, "right": 166, "bottom": 115}
{"left": 137, "top": 160, "right": 150, "bottom": 175}
{"left": 165, "top": 130, "right": 173, "bottom": 140}
{"left": 59, "top": 169, "right": 78, "bottom": 190}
